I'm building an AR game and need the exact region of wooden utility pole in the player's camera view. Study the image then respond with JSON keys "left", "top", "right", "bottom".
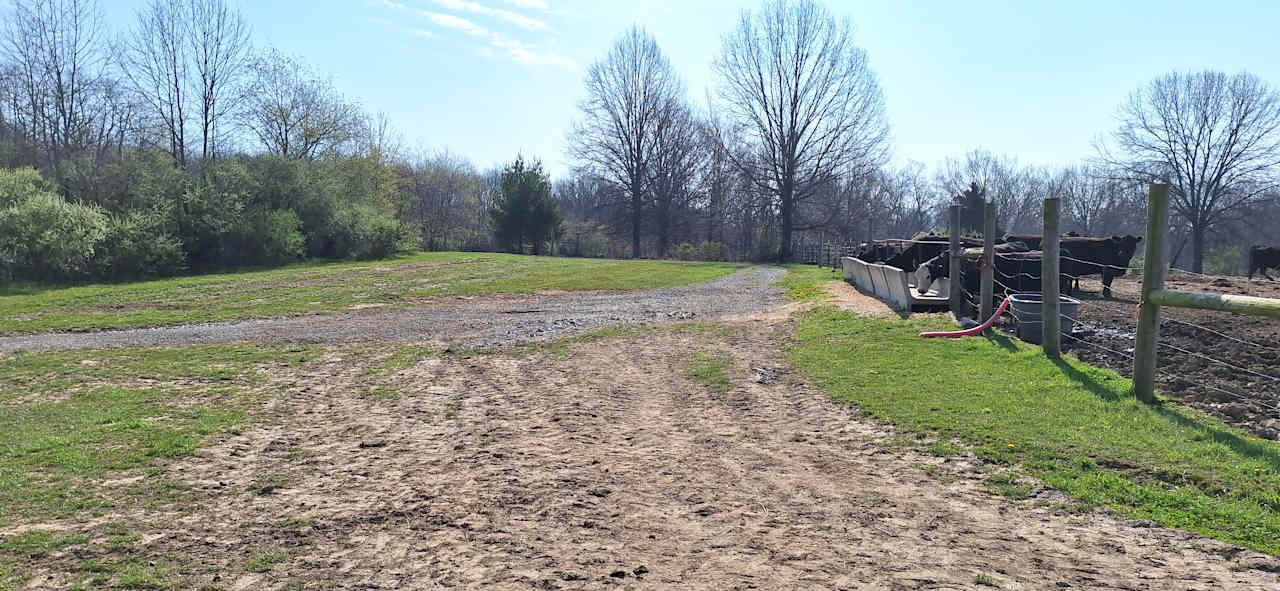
{"left": 1133, "top": 184, "right": 1170, "bottom": 403}
{"left": 1042, "top": 198, "right": 1061, "bottom": 357}
{"left": 980, "top": 201, "right": 995, "bottom": 325}
{"left": 949, "top": 205, "right": 963, "bottom": 316}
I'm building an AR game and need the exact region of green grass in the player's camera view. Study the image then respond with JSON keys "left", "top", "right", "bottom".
{"left": 790, "top": 307, "right": 1280, "bottom": 555}
{"left": 360, "top": 345, "right": 435, "bottom": 377}
{"left": 973, "top": 573, "right": 1001, "bottom": 587}
{"left": 0, "top": 252, "right": 745, "bottom": 334}
{"left": 0, "top": 530, "right": 90, "bottom": 559}
{"left": 685, "top": 350, "right": 733, "bottom": 393}
{"left": 778, "top": 264, "right": 842, "bottom": 301}
{"left": 244, "top": 548, "right": 286, "bottom": 573}
{"left": 0, "top": 344, "right": 306, "bottom": 525}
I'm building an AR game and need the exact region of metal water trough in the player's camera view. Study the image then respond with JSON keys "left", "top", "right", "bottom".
{"left": 1008, "top": 293, "right": 1081, "bottom": 345}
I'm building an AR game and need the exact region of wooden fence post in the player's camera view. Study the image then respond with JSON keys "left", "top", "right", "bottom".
{"left": 1133, "top": 183, "right": 1171, "bottom": 403}
{"left": 1042, "top": 198, "right": 1061, "bottom": 357}
{"left": 949, "top": 205, "right": 963, "bottom": 317}
{"left": 980, "top": 201, "right": 996, "bottom": 325}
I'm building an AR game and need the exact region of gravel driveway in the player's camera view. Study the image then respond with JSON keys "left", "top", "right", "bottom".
{"left": 0, "top": 266, "right": 786, "bottom": 352}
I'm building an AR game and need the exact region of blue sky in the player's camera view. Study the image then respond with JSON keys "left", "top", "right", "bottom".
{"left": 101, "top": 0, "right": 1280, "bottom": 178}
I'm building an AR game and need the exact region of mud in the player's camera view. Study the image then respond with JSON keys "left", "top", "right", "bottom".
{"left": 1052, "top": 274, "right": 1280, "bottom": 439}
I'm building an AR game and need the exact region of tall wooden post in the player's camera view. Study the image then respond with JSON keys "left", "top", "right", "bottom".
{"left": 980, "top": 201, "right": 996, "bottom": 325}
{"left": 1042, "top": 198, "right": 1061, "bottom": 357}
{"left": 1133, "top": 184, "right": 1171, "bottom": 403}
{"left": 949, "top": 205, "right": 963, "bottom": 317}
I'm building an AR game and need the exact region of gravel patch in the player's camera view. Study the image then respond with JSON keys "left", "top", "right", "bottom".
{"left": 0, "top": 267, "right": 786, "bottom": 352}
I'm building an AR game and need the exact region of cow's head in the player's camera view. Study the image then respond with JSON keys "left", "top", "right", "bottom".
{"left": 915, "top": 253, "right": 949, "bottom": 295}
{"left": 1112, "top": 235, "right": 1143, "bottom": 262}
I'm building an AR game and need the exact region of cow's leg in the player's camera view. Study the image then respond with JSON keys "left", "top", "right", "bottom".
{"left": 1102, "top": 269, "right": 1113, "bottom": 298}
{"left": 1265, "top": 268, "right": 1275, "bottom": 281}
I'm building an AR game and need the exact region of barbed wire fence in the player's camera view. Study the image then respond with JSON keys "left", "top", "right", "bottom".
{"left": 926, "top": 203, "right": 1280, "bottom": 424}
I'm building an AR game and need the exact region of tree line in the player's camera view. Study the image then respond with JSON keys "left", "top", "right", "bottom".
{"left": 562, "top": 1, "right": 1280, "bottom": 273}
{"left": 2, "top": 0, "right": 1278, "bottom": 283}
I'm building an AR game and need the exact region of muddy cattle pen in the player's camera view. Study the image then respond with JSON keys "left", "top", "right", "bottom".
{"left": 840, "top": 184, "right": 1280, "bottom": 437}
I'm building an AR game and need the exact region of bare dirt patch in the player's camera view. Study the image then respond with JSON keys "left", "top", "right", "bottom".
{"left": 14, "top": 317, "right": 1279, "bottom": 589}
{"left": 824, "top": 279, "right": 898, "bottom": 317}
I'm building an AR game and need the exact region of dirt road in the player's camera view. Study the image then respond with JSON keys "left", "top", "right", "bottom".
{"left": 0, "top": 267, "right": 787, "bottom": 352}
{"left": 14, "top": 288, "right": 1279, "bottom": 590}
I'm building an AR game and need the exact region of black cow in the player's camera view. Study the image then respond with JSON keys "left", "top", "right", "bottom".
{"left": 856, "top": 234, "right": 985, "bottom": 274}
{"left": 914, "top": 242, "right": 1045, "bottom": 298}
{"left": 1000, "top": 234, "right": 1142, "bottom": 297}
{"left": 1248, "top": 246, "right": 1280, "bottom": 280}
{"left": 853, "top": 241, "right": 906, "bottom": 264}
{"left": 882, "top": 234, "right": 985, "bottom": 272}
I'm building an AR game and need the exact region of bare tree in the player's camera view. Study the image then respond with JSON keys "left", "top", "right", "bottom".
{"left": 937, "top": 149, "right": 1048, "bottom": 234}
{"left": 647, "top": 101, "right": 704, "bottom": 257}
{"left": 1053, "top": 165, "right": 1145, "bottom": 237}
{"left": 1100, "top": 70, "right": 1280, "bottom": 272}
{"left": 4, "top": 0, "right": 108, "bottom": 183}
{"left": 184, "top": 0, "right": 250, "bottom": 163}
{"left": 714, "top": 0, "right": 889, "bottom": 262}
{"left": 404, "top": 149, "right": 480, "bottom": 251}
{"left": 568, "top": 26, "right": 683, "bottom": 258}
{"left": 240, "top": 48, "right": 362, "bottom": 160}
{"left": 119, "top": 0, "right": 187, "bottom": 166}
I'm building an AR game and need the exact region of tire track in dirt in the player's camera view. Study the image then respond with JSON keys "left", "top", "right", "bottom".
{"left": 16, "top": 304, "right": 1280, "bottom": 590}
{"left": 11, "top": 284, "right": 1280, "bottom": 589}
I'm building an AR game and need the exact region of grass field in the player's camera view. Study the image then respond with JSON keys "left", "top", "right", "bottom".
{"left": 0, "top": 252, "right": 744, "bottom": 335}
{"left": 0, "top": 344, "right": 318, "bottom": 530}
{"left": 789, "top": 303, "right": 1280, "bottom": 555}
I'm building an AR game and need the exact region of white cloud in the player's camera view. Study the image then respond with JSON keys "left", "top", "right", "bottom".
{"left": 500, "top": 0, "right": 548, "bottom": 9}
{"left": 488, "top": 33, "right": 575, "bottom": 68}
{"left": 368, "top": 0, "right": 571, "bottom": 68}
{"left": 367, "top": 0, "right": 488, "bottom": 36}
{"left": 428, "top": 0, "right": 550, "bottom": 32}
{"left": 423, "top": 11, "right": 489, "bottom": 36}
{"left": 366, "top": 12, "right": 441, "bottom": 39}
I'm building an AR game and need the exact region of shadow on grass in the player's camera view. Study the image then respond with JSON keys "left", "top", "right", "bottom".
{"left": 985, "top": 331, "right": 1020, "bottom": 353}
{"left": 1153, "top": 405, "right": 1280, "bottom": 470}
{"left": 1050, "top": 357, "right": 1127, "bottom": 402}
{"left": 1049, "top": 357, "right": 1280, "bottom": 470}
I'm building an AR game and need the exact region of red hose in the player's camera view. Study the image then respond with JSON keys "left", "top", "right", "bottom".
{"left": 919, "top": 297, "right": 1012, "bottom": 338}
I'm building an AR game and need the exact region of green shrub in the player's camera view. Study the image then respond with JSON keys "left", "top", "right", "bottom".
{"left": 96, "top": 211, "right": 188, "bottom": 279}
{"left": 0, "top": 167, "right": 55, "bottom": 208}
{"left": 697, "top": 241, "right": 727, "bottom": 261}
{"left": 322, "top": 204, "right": 413, "bottom": 260}
{"left": 671, "top": 242, "right": 698, "bottom": 261}
{"left": 176, "top": 184, "right": 245, "bottom": 266}
{"left": 1204, "top": 245, "right": 1243, "bottom": 276}
{"left": 73, "top": 150, "right": 190, "bottom": 213}
{"left": 0, "top": 188, "right": 108, "bottom": 281}
{"left": 239, "top": 209, "right": 306, "bottom": 266}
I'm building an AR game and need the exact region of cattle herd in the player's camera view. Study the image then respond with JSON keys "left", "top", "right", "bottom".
{"left": 851, "top": 232, "right": 1145, "bottom": 305}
